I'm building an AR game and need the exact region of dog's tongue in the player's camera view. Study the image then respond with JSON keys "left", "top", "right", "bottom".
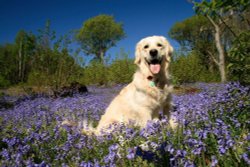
{"left": 150, "top": 64, "right": 161, "bottom": 74}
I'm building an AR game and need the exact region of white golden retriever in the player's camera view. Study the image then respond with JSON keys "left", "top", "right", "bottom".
{"left": 91, "top": 36, "right": 175, "bottom": 135}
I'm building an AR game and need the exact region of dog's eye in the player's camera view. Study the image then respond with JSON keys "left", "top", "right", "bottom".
{"left": 157, "top": 43, "right": 163, "bottom": 47}
{"left": 144, "top": 45, "right": 149, "bottom": 49}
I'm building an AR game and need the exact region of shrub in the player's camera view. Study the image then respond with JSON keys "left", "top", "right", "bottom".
{"left": 228, "top": 30, "right": 250, "bottom": 85}
{"left": 171, "top": 52, "right": 220, "bottom": 84}
{"left": 0, "top": 75, "right": 10, "bottom": 88}
{"left": 81, "top": 49, "right": 135, "bottom": 85}
{"left": 82, "top": 61, "right": 109, "bottom": 85}
{"left": 108, "top": 49, "right": 136, "bottom": 84}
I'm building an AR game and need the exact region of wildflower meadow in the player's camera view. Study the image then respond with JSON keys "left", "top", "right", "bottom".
{"left": 0, "top": 82, "right": 249, "bottom": 166}
{"left": 1, "top": 0, "right": 249, "bottom": 166}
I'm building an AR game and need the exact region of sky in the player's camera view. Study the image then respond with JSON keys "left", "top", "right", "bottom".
{"left": 0, "top": 0, "right": 195, "bottom": 61}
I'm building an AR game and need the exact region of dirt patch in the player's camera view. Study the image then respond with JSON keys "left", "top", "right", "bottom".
{"left": 173, "top": 86, "right": 200, "bottom": 95}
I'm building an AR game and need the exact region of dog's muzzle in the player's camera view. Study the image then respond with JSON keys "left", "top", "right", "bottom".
{"left": 145, "top": 57, "right": 162, "bottom": 75}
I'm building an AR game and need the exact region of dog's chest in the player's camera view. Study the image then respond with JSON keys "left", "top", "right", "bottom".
{"left": 134, "top": 86, "right": 168, "bottom": 108}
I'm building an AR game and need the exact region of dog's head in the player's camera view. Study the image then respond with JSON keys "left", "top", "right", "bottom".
{"left": 134, "top": 36, "right": 173, "bottom": 78}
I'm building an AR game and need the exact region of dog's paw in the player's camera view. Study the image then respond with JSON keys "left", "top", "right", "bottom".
{"left": 61, "top": 120, "right": 78, "bottom": 127}
{"left": 82, "top": 128, "right": 96, "bottom": 136}
{"left": 169, "top": 117, "right": 178, "bottom": 129}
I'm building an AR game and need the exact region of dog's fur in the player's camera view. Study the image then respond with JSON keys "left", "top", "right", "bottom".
{"left": 91, "top": 36, "right": 175, "bottom": 135}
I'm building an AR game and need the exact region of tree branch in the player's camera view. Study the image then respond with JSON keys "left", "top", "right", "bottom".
{"left": 207, "top": 50, "right": 219, "bottom": 66}
{"left": 206, "top": 15, "right": 217, "bottom": 28}
{"left": 217, "top": 14, "right": 238, "bottom": 38}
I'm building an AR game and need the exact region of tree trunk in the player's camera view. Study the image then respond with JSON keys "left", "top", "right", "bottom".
{"left": 21, "top": 50, "right": 26, "bottom": 82}
{"left": 214, "top": 24, "right": 226, "bottom": 82}
{"left": 100, "top": 50, "right": 104, "bottom": 64}
{"left": 207, "top": 16, "right": 227, "bottom": 83}
{"left": 96, "top": 49, "right": 105, "bottom": 64}
{"left": 18, "top": 41, "right": 22, "bottom": 82}
{"left": 22, "top": 57, "right": 25, "bottom": 82}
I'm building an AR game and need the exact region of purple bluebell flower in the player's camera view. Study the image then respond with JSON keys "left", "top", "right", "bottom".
{"left": 127, "top": 147, "right": 136, "bottom": 159}
{"left": 242, "top": 153, "right": 250, "bottom": 165}
{"left": 0, "top": 82, "right": 249, "bottom": 166}
{"left": 219, "top": 146, "right": 226, "bottom": 155}
{"left": 211, "top": 155, "right": 218, "bottom": 167}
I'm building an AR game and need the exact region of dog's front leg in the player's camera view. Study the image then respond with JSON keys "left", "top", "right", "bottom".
{"left": 162, "top": 93, "right": 172, "bottom": 119}
{"left": 162, "top": 103, "right": 171, "bottom": 119}
{"left": 137, "top": 110, "right": 153, "bottom": 128}
{"left": 162, "top": 95, "right": 178, "bottom": 129}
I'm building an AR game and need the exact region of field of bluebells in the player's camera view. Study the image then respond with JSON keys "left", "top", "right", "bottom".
{"left": 0, "top": 82, "right": 249, "bottom": 167}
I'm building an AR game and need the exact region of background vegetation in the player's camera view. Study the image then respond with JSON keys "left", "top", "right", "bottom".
{"left": 0, "top": 1, "right": 249, "bottom": 90}
{"left": 0, "top": 1, "right": 249, "bottom": 166}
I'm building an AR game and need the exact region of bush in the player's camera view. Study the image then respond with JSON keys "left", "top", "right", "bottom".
{"left": 108, "top": 50, "right": 136, "bottom": 84}
{"left": 81, "top": 49, "right": 136, "bottom": 85}
{"left": 0, "top": 75, "right": 11, "bottom": 88}
{"left": 27, "top": 71, "right": 53, "bottom": 87}
{"left": 228, "top": 30, "right": 250, "bottom": 85}
{"left": 82, "top": 62, "right": 109, "bottom": 85}
{"left": 171, "top": 52, "right": 220, "bottom": 84}
{"left": 26, "top": 48, "right": 223, "bottom": 87}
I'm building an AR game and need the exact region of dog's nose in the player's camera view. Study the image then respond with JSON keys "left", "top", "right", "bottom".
{"left": 149, "top": 49, "right": 158, "bottom": 57}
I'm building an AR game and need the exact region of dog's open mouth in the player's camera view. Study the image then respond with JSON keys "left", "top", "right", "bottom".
{"left": 146, "top": 59, "right": 162, "bottom": 74}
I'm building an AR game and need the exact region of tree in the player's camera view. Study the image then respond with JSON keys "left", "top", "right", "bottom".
{"left": 27, "top": 20, "right": 82, "bottom": 87}
{"left": 35, "top": 20, "right": 56, "bottom": 75}
{"left": 15, "top": 30, "right": 36, "bottom": 82}
{"left": 169, "top": 15, "right": 217, "bottom": 72}
{"left": 0, "top": 44, "right": 17, "bottom": 85}
{"left": 76, "top": 15, "right": 125, "bottom": 63}
{"left": 192, "top": 0, "right": 250, "bottom": 83}
{"left": 192, "top": 0, "right": 227, "bottom": 82}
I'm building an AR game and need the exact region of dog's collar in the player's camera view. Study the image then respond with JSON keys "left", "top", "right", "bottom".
{"left": 147, "top": 76, "right": 158, "bottom": 87}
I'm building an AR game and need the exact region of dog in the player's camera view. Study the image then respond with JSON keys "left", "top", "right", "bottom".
{"left": 89, "top": 36, "right": 175, "bottom": 135}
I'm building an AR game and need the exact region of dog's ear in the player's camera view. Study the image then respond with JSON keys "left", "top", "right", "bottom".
{"left": 161, "top": 37, "right": 173, "bottom": 77}
{"left": 134, "top": 43, "right": 142, "bottom": 65}
{"left": 162, "top": 37, "right": 173, "bottom": 62}
{"left": 165, "top": 44, "right": 173, "bottom": 62}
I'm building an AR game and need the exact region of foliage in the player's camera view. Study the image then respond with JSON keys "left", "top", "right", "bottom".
{"left": 82, "top": 61, "right": 109, "bottom": 85}
{"left": 108, "top": 49, "right": 136, "bottom": 84}
{"left": 0, "top": 83, "right": 249, "bottom": 166}
{"left": 193, "top": 0, "right": 250, "bottom": 17}
{"left": 76, "top": 15, "right": 126, "bottom": 63}
{"left": 169, "top": 15, "right": 217, "bottom": 72}
{"left": 0, "top": 21, "right": 83, "bottom": 89}
{"left": 171, "top": 52, "right": 220, "bottom": 84}
{"left": 82, "top": 49, "right": 136, "bottom": 85}
{"left": 168, "top": 15, "right": 212, "bottom": 49}
{"left": 0, "top": 44, "right": 17, "bottom": 85}
{"left": 15, "top": 30, "right": 36, "bottom": 82}
{"left": 180, "top": 0, "right": 250, "bottom": 83}
{"left": 228, "top": 30, "right": 250, "bottom": 85}
{"left": 0, "top": 31, "right": 36, "bottom": 86}
{"left": 0, "top": 76, "right": 10, "bottom": 88}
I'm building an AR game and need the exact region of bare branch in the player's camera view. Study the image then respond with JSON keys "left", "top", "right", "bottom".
{"left": 217, "top": 14, "right": 238, "bottom": 38}
{"left": 207, "top": 50, "right": 219, "bottom": 66}
{"left": 206, "top": 15, "right": 218, "bottom": 28}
